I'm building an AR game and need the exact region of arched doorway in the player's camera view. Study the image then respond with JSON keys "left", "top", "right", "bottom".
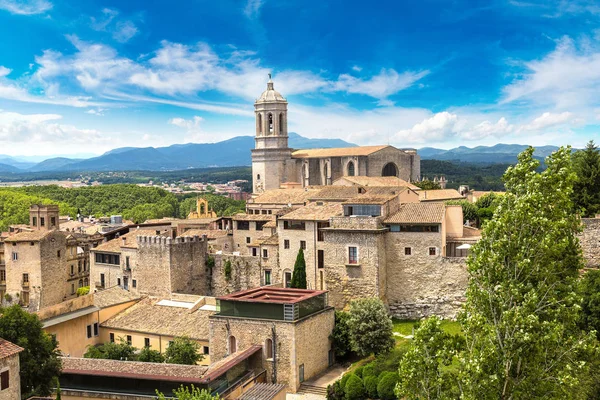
{"left": 382, "top": 163, "right": 398, "bottom": 177}
{"left": 265, "top": 338, "right": 273, "bottom": 359}
{"left": 347, "top": 161, "right": 355, "bottom": 176}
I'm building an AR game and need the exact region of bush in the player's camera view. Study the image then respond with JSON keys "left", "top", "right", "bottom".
{"left": 326, "top": 381, "right": 345, "bottom": 400}
{"left": 224, "top": 260, "right": 232, "bottom": 281}
{"left": 354, "top": 366, "right": 364, "bottom": 378}
{"left": 371, "top": 348, "right": 406, "bottom": 377}
{"left": 364, "top": 375, "right": 379, "bottom": 399}
{"left": 76, "top": 286, "right": 90, "bottom": 297}
{"left": 377, "top": 372, "right": 399, "bottom": 400}
{"left": 347, "top": 298, "right": 394, "bottom": 357}
{"left": 330, "top": 311, "right": 353, "bottom": 359}
{"left": 344, "top": 374, "right": 365, "bottom": 400}
{"left": 362, "top": 363, "right": 376, "bottom": 378}
{"left": 340, "top": 373, "right": 352, "bottom": 390}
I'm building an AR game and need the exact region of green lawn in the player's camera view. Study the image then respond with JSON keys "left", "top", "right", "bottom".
{"left": 392, "top": 318, "right": 462, "bottom": 339}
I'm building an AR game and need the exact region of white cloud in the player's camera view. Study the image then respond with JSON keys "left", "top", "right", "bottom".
{"left": 0, "top": 66, "right": 10, "bottom": 77}
{"left": 90, "top": 8, "right": 138, "bottom": 43}
{"left": 351, "top": 65, "right": 362, "bottom": 72}
{"left": 85, "top": 108, "right": 106, "bottom": 116}
{"left": 394, "top": 112, "right": 459, "bottom": 143}
{"left": 462, "top": 117, "right": 513, "bottom": 140}
{"left": 169, "top": 116, "right": 203, "bottom": 132}
{"left": 519, "top": 111, "right": 575, "bottom": 131}
{"left": 334, "top": 68, "right": 429, "bottom": 99}
{"left": 113, "top": 20, "right": 138, "bottom": 43}
{"left": 0, "top": 0, "right": 52, "bottom": 15}
{"left": 244, "top": 0, "right": 263, "bottom": 18}
{"left": 502, "top": 36, "right": 600, "bottom": 110}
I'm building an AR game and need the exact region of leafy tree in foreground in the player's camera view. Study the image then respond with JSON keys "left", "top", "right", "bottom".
{"left": 290, "top": 248, "right": 307, "bottom": 289}
{"left": 414, "top": 179, "right": 441, "bottom": 190}
{"left": 157, "top": 385, "right": 220, "bottom": 399}
{"left": 0, "top": 305, "right": 61, "bottom": 399}
{"left": 458, "top": 147, "right": 597, "bottom": 400}
{"left": 347, "top": 298, "right": 394, "bottom": 357}
{"left": 138, "top": 346, "right": 165, "bottom": 363}
{"left": 165, "top": 337, "right": 203, "bottom": 365}
{"left": 397, "top": 316, "right": 463, "bottom": 400}
{"left": 83, "top": 338, "right": 136, "bottom": 361}
{"left": 573, "top": 140, "right": 600, "bottom": 217}
{"left": 329, "top": 311, "right": 353, "bottom": 359}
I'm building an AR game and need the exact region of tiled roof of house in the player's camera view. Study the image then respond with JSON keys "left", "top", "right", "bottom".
{"left": 4, "top": 230, "right": 54, "bottom": 242}
{"left": 343, "top": 193, "right": 398, "bottom": 205}
{"left": 93, "top": 229, "right": 166, "bottom": 252}
{"left": 0, "top": 338, "right": 24, "bottom": 359}
{"left": 239, "top": 383, "right": 287, "bottom": 400}
{"left": 418, "top": 189, "right": 464, "bottom": 202}
{"left": 384, "top": 203, "right": 446, "bottom": 224}
{"left": 251, "top": 189, "right": 316, "bottom": 205}
{"left": 308, "top": 186, "right": 364, "bottom": 201}
{"left": 179, "top": 229, "right": 229, "bottom": 239}
{"left": 172, "top": 218, "right": 220, "bottom": 225}
{"left": 292, "top": 145, "right": 390, "bottom": 158}
{"left": 262, "top": 220, "right": 277, "bottom": 228}
{"left": 232, "top": 214, "right": 276, "bottom": 222}
{"left": 94, "top": 286, "right": 142, "bottom": 309}
{"left": 61, "top": 357, "right": 209, "bottom": 383}
{"left": 101, "top": 297, "right": 214, "bottom": 341}
{"left": 280, "top": 202, "right": 343, "bottom": 221}
{"left": 334, "top": 176, "right": 419, "bottom": 190}
{"left": 261, "top": 234, "right": 279, "bottom": 246}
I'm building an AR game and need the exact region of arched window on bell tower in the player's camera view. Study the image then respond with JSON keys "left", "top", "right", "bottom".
{"left": 268, "top": 113, "right": 274, "bottom": 134}
{"left": 257, "top": 114, "right": 263, "bottom": 136}
{"left": 279, "top": 113, "right": 283, "bottom": 134}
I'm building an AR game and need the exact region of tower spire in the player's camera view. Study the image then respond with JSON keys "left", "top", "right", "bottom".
{"left": 267, "top": 73, "right": 274, "bottom": 90}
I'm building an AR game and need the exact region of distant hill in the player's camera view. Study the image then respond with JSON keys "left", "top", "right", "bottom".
{"left": 418, "top": 144, "right": 562, "bottom": 164}
{"left": 0, "top": 162, "right": 21, "bottom": 173}
{"left": 23, "top": 133, "right": 357, "bottom": 172}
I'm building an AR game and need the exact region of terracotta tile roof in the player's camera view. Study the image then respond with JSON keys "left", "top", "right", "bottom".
{"left": 179, "top": 229, "right": 229, "bottom": 239}
{"left": 292, "top": 145, "right": 390, "bottom": 158}
{"left": 384, "top": 203, "right": 446, "bottom": 224}
{"left": 0, "top": 338, "right": 24, "bottom": 359}
{"left": 280, "top": 202, "right": 343, "bottom": 221}
{"left": 343, "top": 193, "right": 398, "bottom": 205}
{"left": 418, "top": 189, "right": 464, "bottom": 201}
{"left": 239, "top": 383, "right": 287, "bottom": 400}
{"left": 262, "top": 220, "right": 277, "bottom": 228}
{"left": 93, "top": 229, "right": 167, "bottom": 252}
{"left": 198, "top": 345, "right": 262, "bottom": 384}
{"left": 261, "top": 234, "right": 279, "bottom": 246}
{"left": 101, "top": 297, "right": 214, "bottom": 341}
{"left": 172, "top": 218, "right": 220, "bottom": 225}
{"left": 232, "top": 214, "right": 276, "bottom": 222}
{"left": 94, "top": 286, "right": 142, "bottom": 309}
{"left": 251, "top": 188, "right": 316, "bottom": 205}
{"left": 334, "top": 176, "right": 419, "bottom": 190}
{"left": 308, "top": 186, "right": 364, "bottom": 201}
{"left": 4, "top": 230, "right": 53, "bottom": 242}
{"left": 61, "top": 357, "right": 209, "bottom": 383}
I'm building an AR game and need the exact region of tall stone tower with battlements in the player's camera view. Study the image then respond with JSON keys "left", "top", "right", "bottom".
{"left": 251, "top": 76, "right": 292, "bottom": 194}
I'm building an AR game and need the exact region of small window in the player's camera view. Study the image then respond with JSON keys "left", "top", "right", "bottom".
{"left": 22, "top": 273, "right": 29, "bottom": 283}
{"left": 262, "top": 249, "right": 268, "bottom": 258}
{"left": 0, "top": 370, "right": 9, "bottom": 390}
{"left": 246, "top": 237, "right": 251, "bottom": 244}
{"left": 318, "top": 250, "right": 324, "bottom": 268}
{"left": 144, "top": 338, "right": 150, "bottom": 348}
{"left": 11, "top": 252, "right": 17, "bottom": 261}
{"left": 265, "top": 338, "right": 273, "bottom": 359}
{"left": 429, "top": 247, "right": 437, "bottom": 256}
{"left": 132, "top": 279, "right": 137, "bottom": 288}
{"left": 126, "top": 256, "right": 130, "bottom": 268}
{"left": 126, "top": 335, "right": 132, "bottom": 345}
{"left": 100, "top": 273, "right": 105, "bottom": 287}
{"left": 405, "top": 247, "right": 412, "bottom": 256}
{"left": 348, "top": 247, "right": 358, "bottom": 264}
{"left": 70, "top": 265, "right": 74, "bottom": 275}
{"left": 109, "top": 333, "right": 115, "bottom": 343}
{"left": 300, "top": 241, "right": 306, "bottom": 250}
{"left": 50, "top": 217, "right": 56, "bottom": 227}
{"left": 71, "top": 284, "right": 75, "bottom": 294}
{"left": 86, "top": 325, "right": 92, "bottom": 339}
{"left": 57, "top": 250, "right": 61, "bottom": 258}
{"left": 203, "top": 346, "right": 210, "bottom": 355}
{"left": 257, "top": 174, "right": 261, "bottom": 180}
{"left": 264, "top": 270, "right": 272, "bottom": 285}
{"left": 117, "top": 278, "right": 121, "bottom": 286}
{"left": 40, "top": 217, "right": 45, "bottom": 227}
{"left": 229, "top": 336, "right": 237, "bottom": 353}
{"left": 284, "top": 240, "right": 290, "bottom": 249}
{"left": 93, "top": 323, "right": 99, "bottom": 336}
{"left": 285, "top": 271, "right": 292, "bottom": 288}
{"left": 299, "top": 364, "right": 305, "bottom": 383}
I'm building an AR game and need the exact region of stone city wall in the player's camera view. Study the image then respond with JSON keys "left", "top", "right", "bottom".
{"left": 210, "top": 253, "right": 261, "bottom": 296}
{"left": 581, "top": 218, "right": 600, "bottom": 268}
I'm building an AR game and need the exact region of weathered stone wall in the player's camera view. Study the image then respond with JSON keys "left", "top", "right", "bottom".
{"left": 294, "top": 309, "right": 334, "bottom": 387}
{"left": 0, "top": 352, "right": 21, "bottom": 399}
{"left": 259, "top": 242, "right": 282, "bottom": 285}
{"left": 365, "top": 147, "right": 417, "bottom": 182}
{"left": 210, "top": 253, "right": 261, "bottom": 296}
{"left": 233, "top": 220, "right": 268, "bottom": 256}
{"left": 581, "top": 218, "right": 600, "bottom": 268}
{"left": 322, "top": 226, "right": 387, "bottom": 310}
{"left": 386, "top": 231, "right": 467, "bottom": 319}
{"left": 278, "top": 220, "right": 322, "bottom": 290}
{"left": 169, "top": 235, "right": 208, "bottom": 295}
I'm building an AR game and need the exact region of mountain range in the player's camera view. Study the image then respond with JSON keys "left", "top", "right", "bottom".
{"left": 0, "top": 135, "right": 563, "bottom": 173}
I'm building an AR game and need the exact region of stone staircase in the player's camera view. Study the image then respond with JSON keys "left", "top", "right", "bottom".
{"left": 297, "top": 383, "right": 328, "bottom": 397}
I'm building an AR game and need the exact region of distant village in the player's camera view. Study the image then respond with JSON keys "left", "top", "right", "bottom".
{"left": 0, "top": 79, "right": 598, "bottom": 400}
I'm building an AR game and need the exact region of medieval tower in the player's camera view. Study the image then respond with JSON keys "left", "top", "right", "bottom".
{"left": 251, "top": 76, "right": 292, "bottom": 194}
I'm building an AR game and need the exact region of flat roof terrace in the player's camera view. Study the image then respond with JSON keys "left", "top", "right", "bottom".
{"left": 217, "top": 287, "right": 327, "bottom": 304}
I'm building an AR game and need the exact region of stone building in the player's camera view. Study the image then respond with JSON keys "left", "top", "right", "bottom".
{"left": 0, "top": 338, "right": 23, "bottom": 399}
{"left": 209, "top": 287, "right": 335, "bottom": 392}
{"left": 188, "top": 197, "right": 218, "bottom": 219}
{"left": 251, "top": 78, "right": 420, "bottom": 194}
{"left": 232, "top": 214, "right": 277, "bottom": 256}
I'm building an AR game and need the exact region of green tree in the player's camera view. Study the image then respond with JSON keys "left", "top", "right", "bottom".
{"left": 330, "top": 311, "right": 353, "bottom": 359}
{"left": 458, "top": 147, "right": 597, "bottom": 400}
{"left": 291, "top": 248, "right": 307, "bottom": 289}
{"left": 344, "top": 374, "right": 366, "bottom": 400}
{"left": 414, "top": 179, "right": 441, "bottom": 190}
{"left": 138, "top": 346, "right": 166, "bottom": 363}
{"left": 157, "top": 385, "right": 220, "bottom": 399}
{"left": 377, "top": 372, "right": 399, "bottom": 400}
{"left": 0, "top": 305, "right": 61, "bottom": 399}
{"left": 347, "top": 298, "right": 394, "bottom": 357}
{"left": 84, "top": 338, "right": 136, "bottom": 361}
{"left": 580, "top": 269, "right": 600, "bottom": 339}
{"left": 165, "top": 337, "right": 203, "bottom": 365}
{"left": 573, "top": 140, "right": 600, "bottom": 217}
{"left": 397, "top": 316, "right": 463, "bottom": 400}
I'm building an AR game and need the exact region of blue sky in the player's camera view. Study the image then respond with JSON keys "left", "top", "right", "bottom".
{"left": 0, "top": 0, "right": 599, "bottom": 156}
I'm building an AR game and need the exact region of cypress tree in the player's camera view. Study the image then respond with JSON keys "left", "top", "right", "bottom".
{"left": 290, "top": 248, "right": 307, "bottom": 289}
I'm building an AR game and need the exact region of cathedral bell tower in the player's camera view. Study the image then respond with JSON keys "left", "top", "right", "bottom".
{"left": 251, "top": 75, "right": 292, "bottom": 194}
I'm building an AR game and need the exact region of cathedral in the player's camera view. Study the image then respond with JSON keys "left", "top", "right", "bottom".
{"left": 251, "top": 77, "right": 421, "bottom": 194}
